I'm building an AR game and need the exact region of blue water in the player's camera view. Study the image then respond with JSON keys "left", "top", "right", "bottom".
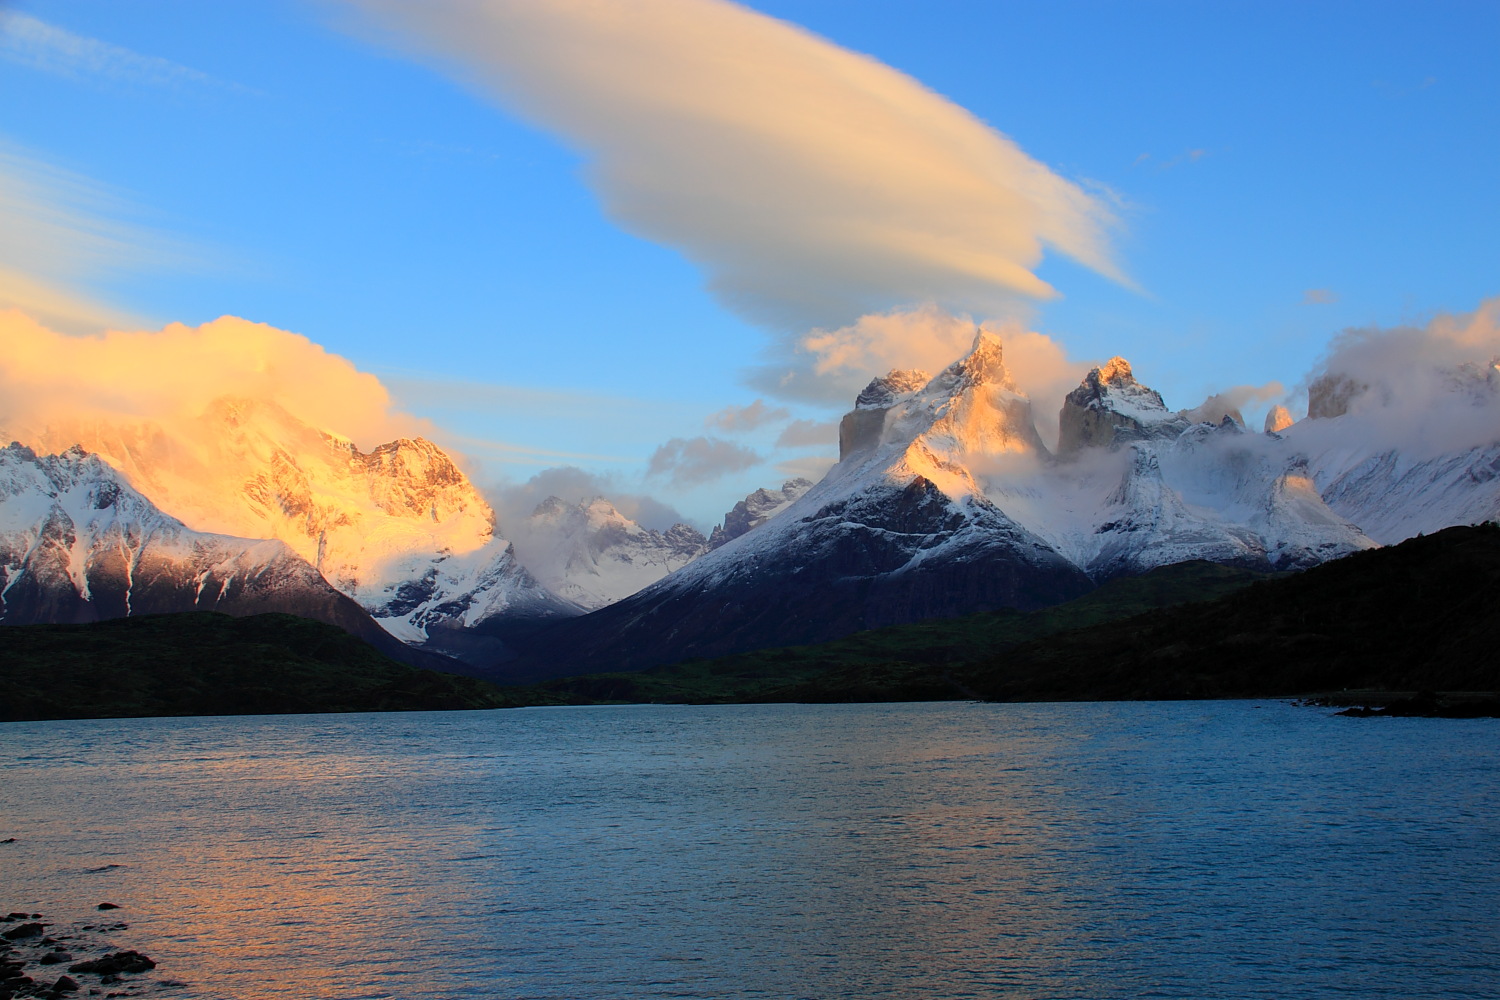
{"left": 2, "top": 701, "right": 1498, "bottom": 999}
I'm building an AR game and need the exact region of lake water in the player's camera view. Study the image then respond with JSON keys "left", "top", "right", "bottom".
{"left": 2, "top": 701, "right": 1498, "bottom": 999}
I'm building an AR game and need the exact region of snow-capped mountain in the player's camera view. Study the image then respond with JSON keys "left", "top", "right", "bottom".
{"left": 0, "top": 442, "right": 435, "bottom": 664}
{"left": 496, "top": 333, "right": 1386, "bottom": 681}
{"left": 498, "top": 332, "right": 1099, "bottom": 678}
{"left": 707, "top": 478, "right": 813, "bottom": 549}
{"left": 511, "top": 496, "right": 707, "bottom": 611}
{"left": 1289, "top": 358, "right": 1500, "bottom": 544}
{"left": 988, "top": 356, "right": 1376, "bottom": 578}
{"left": 12, "top": 398, "right": 577, "bottom": 659}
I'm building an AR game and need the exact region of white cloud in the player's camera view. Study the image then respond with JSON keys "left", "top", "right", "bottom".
{"left": 342, "top": 0, "right": 1123, "bottom": 333}
{"left": 488, "top": 465, "right": 691, "bottom": 533}
{"left": 1292, "top": 298, "right": 1500, "bottom": 459}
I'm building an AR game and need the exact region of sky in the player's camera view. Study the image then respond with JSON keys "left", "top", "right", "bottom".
{"left": 2, "top": 0, "right": 1497, "bottom": 528}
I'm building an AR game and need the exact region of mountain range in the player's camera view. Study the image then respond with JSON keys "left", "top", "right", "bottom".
{"left": 4, "top": 329, "right": 1498, "bottom": 681}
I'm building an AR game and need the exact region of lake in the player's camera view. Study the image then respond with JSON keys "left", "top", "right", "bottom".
{"left": 2, "top": 701, "right": 1497, "bottom": 999}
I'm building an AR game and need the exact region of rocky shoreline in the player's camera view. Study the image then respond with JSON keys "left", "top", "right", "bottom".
{"left": 1, "top": 906, "right": 173, "bottom": 999}
{"left": 1294, "top": 691, "right": 1500, "bottom": 718}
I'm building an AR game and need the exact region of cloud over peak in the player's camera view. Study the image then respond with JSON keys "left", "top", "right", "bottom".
{"left": 345, "top": 0, "right": 1123, "bottom": 331}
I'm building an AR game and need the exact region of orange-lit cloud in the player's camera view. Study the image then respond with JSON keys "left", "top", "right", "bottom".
{"left": 751, "top": 303, "right": 1095, "bottom": 439}
{"left": 342, "top": 0, "right": 1123, "bottom": 331}
{"left": 0, "top": 310, "right": 420, "bottom": 451}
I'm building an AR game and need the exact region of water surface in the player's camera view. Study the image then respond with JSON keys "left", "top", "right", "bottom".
{"left": 2, "top": 701, "right": 1497, "bottom": 998}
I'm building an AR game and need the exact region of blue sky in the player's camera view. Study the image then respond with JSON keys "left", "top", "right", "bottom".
{"left": 2, "top": 0, "right": 1496, "bottom": 527}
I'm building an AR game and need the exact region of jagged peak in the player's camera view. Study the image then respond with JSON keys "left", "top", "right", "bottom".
{"left": 1097, "top": 356, "right": 1135, "bottom": 385}
{"left": 855, "top": 369, "right": 930, "bottom": 410}
{"left": 530, "top": 495, "right": 571, "bottom": 519}
{"left": 929, "top": 328, "right": 1013, "bottom": 395}
{"left": 582, "top": 496, "right": 628, "bottom": 523}
{"left": 1069, "top": 357, "right": 1168, "bottom": 414}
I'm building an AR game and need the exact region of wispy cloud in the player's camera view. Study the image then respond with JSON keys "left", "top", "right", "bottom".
{"left": 704, "top": 399, "right": 789, "bottom": 434}
{"left": 342, "top": 0, "right": 1124, "bottom": 334}
{"left": 0, "top": 142, "right": 201, "bottom": 333}
{"left": 1134, "top": 148, "right": 1212, "bottom": 171}
{"left": 774, "top": 418, "right": 838, "bottom": 449}
{"left": 0, "top": 11, "right": 243, "bottom": 92}
{"left": 647, "top": 436, "right": 761, "bottom": 487}
{"left": 1302, "top": 288, "right": 1339, "bottom": 305}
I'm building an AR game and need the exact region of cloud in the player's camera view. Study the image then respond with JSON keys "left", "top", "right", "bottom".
{"left": 0, "top": 310, "right": 423, "bottom": 452}
{"left": 1302, "top": 288, "right": 1339, "bottom": 305}
{"left": 775, "top": 419, "right": 839, "bottom": 449}
{"left": 776, "top": 455, "right": 837, "bottom": 484}
{"left": 1181, "top": 383, "right": 1285, "bottom": 426}
{"left": 0, "top": 142, "right": 199, "bottom": 334}
{"left": 749, "top": 303, "right": 1094, "bottom": 439}
{"left": 342, "top": 0, "right": 1123, "bottom": 333}
{"left": 0, "top": 11, "right": 239, "bottom": 92}
{"left": 487, "top": 465, "right": 690, "bottom": 533}
{"left": 704, "top": 399, "right": 789, "bottom": 434}
{"left": 1290, "top": 298, "right": 1500, "bottom": 459}
{"left": 752, "top": 303, "right": 983, "bottom": 405}
{"left": 647, "top": 435, "right": 761, "bottom": 487}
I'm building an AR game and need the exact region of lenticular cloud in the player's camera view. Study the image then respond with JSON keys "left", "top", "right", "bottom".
{"left": 344, "top": 0, "right": 1124, "bottom": 330}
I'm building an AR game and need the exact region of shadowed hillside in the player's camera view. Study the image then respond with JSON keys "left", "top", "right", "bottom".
{"left": 0, "top": 612, "right": 519, "bottom": 722}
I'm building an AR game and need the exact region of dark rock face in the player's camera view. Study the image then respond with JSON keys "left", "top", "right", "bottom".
{"left": 497, "top": 478, "right": 1093, "bottom": 681}
{"left": 1307, "top": 373, "right": 1367, "bottom": 419}
{"left": 68, "top": 951, "right": 156, "bottom": 975}
{"left": 840, "top": 370, "right": 931, "bottom": 459}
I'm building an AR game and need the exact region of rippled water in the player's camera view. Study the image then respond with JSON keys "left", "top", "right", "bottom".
{"left": 2, "top": 701, "right": 1498, "bottom": 999}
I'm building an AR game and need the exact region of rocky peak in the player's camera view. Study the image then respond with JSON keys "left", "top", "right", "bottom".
{"left": 1264, "top": 405, "right": 1295, "bottom": 434}
{"left": 844, "top": 370, "right": 930, "bottom": 458}
{"left": 1096, "top": 356, "right": 1135, "bottom": 385}
{"left": 1073, "top": 357, "right": 1167, "bottom": 412}
{"left": 708, "top": 478, "right": 814, "bottom": 550}
{"left": 855, "top": 369, "right": 931, "bottom": 410}
{"left": 925, "top": 329, "right": 1014, "bottom": 398}
{"left": 1057, "top": 357, "right": 1183, "bottom": 455}
{"left": 530, "top": 495, "right": 572, "bottom": 520}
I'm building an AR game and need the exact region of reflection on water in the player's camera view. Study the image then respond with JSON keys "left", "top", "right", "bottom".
{"left": 2, "top": 702, "right": 1498, "bottom": 998}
